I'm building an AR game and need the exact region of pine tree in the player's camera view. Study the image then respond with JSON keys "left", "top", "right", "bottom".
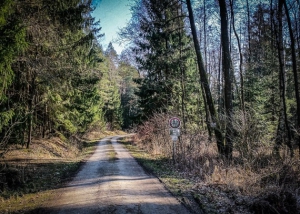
{"left": 129, "top": 0, "right": 199, "bottom": 124}
{"left": 0, "top": 0, "right": 27, "bottom": 148}
{"left": 118, "top": 61, "right": 139, "bottom": 129}
{"left": 99, "top": 44, "right": 123, "bottom": 130}
{"left": 0, "top": 0, "right": 104, "bottom": 148}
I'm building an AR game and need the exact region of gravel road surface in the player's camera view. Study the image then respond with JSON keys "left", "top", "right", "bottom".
{"left": 44, "top": 136, "right": 191, "bottom": 214}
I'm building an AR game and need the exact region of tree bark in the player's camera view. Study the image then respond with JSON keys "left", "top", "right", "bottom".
{"left": 178, "top": 4, "right": 187, "bottom": 130}
{"left": 230, "top": 0, "right": 245, "bottom": 112}
{"left": 186, "top": 0, "right": 224, "bottom": 154}
{"left": 276, "top": 0, "right": 293, "bottom": 157}
{"left": 283, "top": 0, "right": 300, "bottom": 156}
{"left": 246, "top": 0, "right": 251, "bottom": 63}
{"left": 218, "top": 0, "right": 234, "bottom": 159}
{"left": 26, "top": 76, "right": 35, "bottom": 149}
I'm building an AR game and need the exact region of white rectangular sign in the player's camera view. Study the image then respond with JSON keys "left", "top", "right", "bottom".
{"left": 171, "top": 135, "right": 178, "bottom": 141}
{"left": 170, "top": 128, "right": 180, "bottom": 136}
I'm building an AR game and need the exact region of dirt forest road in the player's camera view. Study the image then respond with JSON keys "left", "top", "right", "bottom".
{"left": 43, "top": 136, "right": 191, "bottom": 214}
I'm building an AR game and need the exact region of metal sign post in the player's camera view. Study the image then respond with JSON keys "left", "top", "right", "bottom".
{"left": 169, "top": 117, "right": 181, "bottom": 164}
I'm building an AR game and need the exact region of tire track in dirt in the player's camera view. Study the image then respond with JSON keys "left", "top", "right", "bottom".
{"left": 42, "top": 136, "right": 191, "bottom": 214}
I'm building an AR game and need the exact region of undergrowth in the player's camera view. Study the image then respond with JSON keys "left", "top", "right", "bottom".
{"left": 126, "top": 112, "right": 300, "bottom": 214}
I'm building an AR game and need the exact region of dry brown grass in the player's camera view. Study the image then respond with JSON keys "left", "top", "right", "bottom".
{"left": 134, "top": 112, "right": 300, "bottom": 213}
{"left": 82, "top": 130, "right": 126, "bottom": 141}
{"left": 4, "top": 137, "right": 80, "bottom": 161}
{"left": 0, "top": 130, "right": 125, "bottom": 213}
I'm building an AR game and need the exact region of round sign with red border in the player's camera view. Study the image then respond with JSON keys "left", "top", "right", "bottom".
{"left": 169, "top": 117, "right": 181, "bottom": 128}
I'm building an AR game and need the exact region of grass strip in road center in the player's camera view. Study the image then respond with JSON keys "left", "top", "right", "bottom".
{"left": 106, "top": 141, "right": 118, "bottom": 161}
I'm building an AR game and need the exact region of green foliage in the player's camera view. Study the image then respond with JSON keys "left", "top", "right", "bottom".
{"left": 118, "top": 62, "right": 140, "bottom": 129}
{"left": 0, "top": 0, "right": 27, "bottom": 135}
{"left": 0, "top": 0, "right": 28, "bottom": 148}
{"left": 0, "top": 0, "right": 111, "bottom": 149}
{"left": 122, "top": 0, "right": 205, "bottom": 129}
{"left": 99, "top": 65, "right": 122, "bottom": 130}
{"left": 0, "top": 110, "right": 14, "bottom": 132}
{"left": 243, "top": 4, "right": 281, "bottom": 137}
{"left": 122, "top": 0, "right": 300, "bottom": 158}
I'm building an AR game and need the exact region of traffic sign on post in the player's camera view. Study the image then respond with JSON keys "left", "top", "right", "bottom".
{"left": 169, "top": 117, "right": 181, "bottom": 128}
{"left": 169, "top": 117, "right": 181, "bottom": 165}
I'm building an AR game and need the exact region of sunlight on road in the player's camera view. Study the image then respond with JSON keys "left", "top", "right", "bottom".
{"left": 44, "top": 136, "right": 190, "bottom": 214}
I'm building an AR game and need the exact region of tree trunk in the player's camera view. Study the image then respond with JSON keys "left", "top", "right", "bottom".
{"left": 178, "top": 5, "right": 186, "bottom": 130}
{"left": 42, "top": 104, "right": 47, "bottom": 138}
{"left": 186, "top": 0, "right": 224, "bottom": 153}
{"left": 218, "top": 0, "right": 234, "bottom": 159}
{"left": 246, "top": 0, "right": 251, "bottom": 63}
{"left": 26, "top": 76, "right": 35, "bottom": 149}
{"left": 202, "top": 0, "right": 212, "bottom": 139}
{"left": 230, "top": 0, "right": 245, "bottom": 112}
{"left": 276, "top": 0, "right": 293, "bottom": 157}
{"left": 283, "top": 0, "right": 300, "bottom": 156}
{"left": 200, "top": 84, "right": 212, "bottom": 139}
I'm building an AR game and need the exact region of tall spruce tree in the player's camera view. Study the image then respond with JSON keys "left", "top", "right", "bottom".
{"left": 100, "top": 43, "right": 123, "bottom": 130}
{"left": 0, "top": 0, "right": 27, "bottom": 148}
{"left": 126, "top": 0, "right": 201, "bottom": 126}
{"left": 118, "top": 60, "right": 139, "bottom": 129}
{"left": 0, "top": 0, "right": 105, "bottom": 149}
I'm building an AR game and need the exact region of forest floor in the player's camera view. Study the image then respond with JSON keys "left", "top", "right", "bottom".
{"left": 0, "top": 133, "right": 299, "bottom": 213}
{"left": 120, "top": 136, "right": 300, "bottom": 214}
